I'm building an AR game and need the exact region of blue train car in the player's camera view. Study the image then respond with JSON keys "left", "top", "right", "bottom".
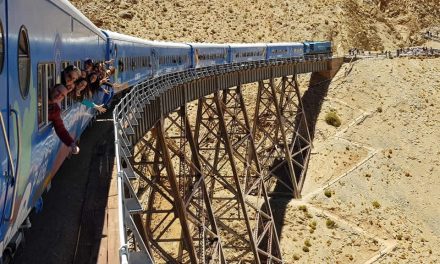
{"left": 228, "top": 43, "right": 267, "bottom": 63}
{"left": 0, "top": 0, "right": 106, "bottom": 258}
{"left": 151, "top": 41, "right": 192, "bottom": 76}
{"left": 303, "top": 41, "right": 332, "bottom": 56}
{"left": 102, "top": 30, "right": 153, "bottom": 93}
{"left": 188, "top": 43, "right": 229, "bottom": 68}
{"left": 266, "top": 42, "right": 304, "bottom": 60}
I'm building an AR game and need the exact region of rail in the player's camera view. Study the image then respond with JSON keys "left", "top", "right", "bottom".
{"left": 113, "top": 55, "right": 332, "bottom": 264}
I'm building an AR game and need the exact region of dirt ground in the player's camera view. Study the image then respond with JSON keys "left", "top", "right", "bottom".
{"left": 281, "top": 56, "right": 440, "bottom": 263}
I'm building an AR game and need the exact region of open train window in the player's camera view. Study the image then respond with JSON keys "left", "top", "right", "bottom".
{"left": 61, "top": 61, "right": 70, "bottom": 69}
{"left": 37, "top": 63, "right": 55, "bottom": 129}
{"left": 60, "top": 61, "right": 73, "bottom": 111}
{"left": 0, "top": 20, "right": 4, "bottom": 73}
{"left": 118, "top": 58, "right": 124, "bottom": 72}
{"left": 73, "top": 60, "right": 81, "bottom": 69}
{"left": 18, "top": 26, "right": 31, "bottom": 99}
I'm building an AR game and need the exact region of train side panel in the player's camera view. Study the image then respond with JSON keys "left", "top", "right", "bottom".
{"left": 0, "top": 0, "right": 106, "bottom": 254}
{"left": 229, "top": 44, "right": 267, "bottom": 63}
{"left": 188, "top": 43, "right": 229, "bottom": 68}
{"left": 303, "top": 41, "right": 332, "bottom": 55}
{"left": 152, "top": 42, "right": 192, "bottom": 76}
{"left": 102, "top": 30, "right": 153, "bottom": 93}
{"left": 0, "top": 1, "right": 8, "bottom": 256}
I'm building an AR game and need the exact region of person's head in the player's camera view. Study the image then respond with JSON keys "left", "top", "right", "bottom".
{"left": 75, "top": 77, "right": 88, "bottom": 93}
{"left": 49, "top": 84, "right": 68, "bottom": 104}
{"left": 88, "top": 73, "right": 98, "bottom": 84}
{"left": 81, "top": 70, "right": 87, "bottom": 78}
{"left": 84, "top": 59, "right": 93, "bottom": 71}
{"left": 64, "top": 65, "right": 80, "bottom": 85}
{"left": 66, "top": 82, "right": 75, "bottom": 93}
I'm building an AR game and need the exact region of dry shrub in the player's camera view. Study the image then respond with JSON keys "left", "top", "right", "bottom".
{"left": 325, "top": 110, "right": 341, "bottom": 127}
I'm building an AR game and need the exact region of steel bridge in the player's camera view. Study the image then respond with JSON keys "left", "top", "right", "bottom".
{"left": 113, "top": 57, "right": 342, "bottom": 263}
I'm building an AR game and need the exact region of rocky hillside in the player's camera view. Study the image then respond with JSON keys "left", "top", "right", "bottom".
{"left": 71, "top": 0, "right": 440, "bottom": 54}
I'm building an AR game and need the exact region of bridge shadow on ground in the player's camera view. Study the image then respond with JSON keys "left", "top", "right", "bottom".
{"left": 261, "top": 71, "right": 333, "bottom": 246}
{"left": 13, "top": 111, "right": 115, "bottom": 264}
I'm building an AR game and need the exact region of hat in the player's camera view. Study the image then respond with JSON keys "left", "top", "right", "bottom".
{"left": 85, "top": 59, "right": 93, "bottom": 65}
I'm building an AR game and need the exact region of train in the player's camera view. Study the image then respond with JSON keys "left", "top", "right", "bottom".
{"left": 0, "top": 0, "right": 332, "bottom": 261}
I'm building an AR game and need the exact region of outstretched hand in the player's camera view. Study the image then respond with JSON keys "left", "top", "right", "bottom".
{"left": 94, "top": 104, "right": 107, "bottom": 113}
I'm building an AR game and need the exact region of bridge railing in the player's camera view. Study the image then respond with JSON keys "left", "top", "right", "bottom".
{"left": 112, "top": 54, "right": 332, "bottom": 264}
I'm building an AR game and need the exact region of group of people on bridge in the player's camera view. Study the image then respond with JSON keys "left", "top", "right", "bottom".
{"left": 49, "top": 60, "right": 115, "bottom": 155}
{"left": 348, "top": 46, "right": 438, "bottom": 58}
{"left": 425, "top": 30, "right": 439, "bottom": 39}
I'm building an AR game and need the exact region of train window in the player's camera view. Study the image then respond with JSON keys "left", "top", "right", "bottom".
{"left": 61, "top": 61, "right": 70, "bottom": 69}
{"left": 65, "top": 91, "right": 73, "bottom": 111}
{"left": 18, "top": 26, "right": 31, "bottom": 99}
{"left": 60, "top": 61, "right": 75, "bottom": 111}
{"left": 74, "top": 60, "right": 81, "bottom": 69}
{"left": 118, "top": 58, "right": 124, "bottom": 72}
{"left": 37, "top": 63, "right": 55, "bottom": 128}
{"left": 0, "top": 20, "right": 4, "bottom": 73}
{"left": 131, "top": 57, "right": 135, "bottom": 70}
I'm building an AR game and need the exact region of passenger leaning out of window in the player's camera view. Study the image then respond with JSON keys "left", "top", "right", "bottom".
{"left": 48, "top": 84, "right": 80, "bottom": 155}
{"left": 73, "top": 77, "right": 106, "bottom": 114}
{"left": 61, "top": 65, "right": 80, "bottom": 92}
{"left": 84, "top": 59, "right": 94, "bottom": 75}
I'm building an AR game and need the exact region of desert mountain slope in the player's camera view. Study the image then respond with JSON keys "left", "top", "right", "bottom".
{"left": 71, "top": 0, "right": 440, "bottom": 54}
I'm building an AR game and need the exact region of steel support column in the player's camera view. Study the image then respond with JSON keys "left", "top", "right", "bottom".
{"left": 216, "top": 84, "right": 283, "bottom": 263}
{"left": 280, "top": 76, "right": 312, "bottom": 191}
{"left": 252, "top": 73, "right": 311, "bottom": 198}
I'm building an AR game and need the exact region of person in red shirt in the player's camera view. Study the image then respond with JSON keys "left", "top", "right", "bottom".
{"left": 48, "top": 84, "right": 80, "bottom": 155}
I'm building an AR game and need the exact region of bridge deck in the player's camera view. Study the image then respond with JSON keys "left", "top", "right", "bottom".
{"left": 97, "top": 165, "right": 120, "bottom": 264}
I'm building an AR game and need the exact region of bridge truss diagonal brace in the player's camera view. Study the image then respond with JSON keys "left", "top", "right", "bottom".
{"left": 167, "top": 106, "right": 227, "bottom": 264}
{"left": 215, "top": 83, "right": 284, "bottom": 263}
{"left": 212, "top": 91, "right": 262, "bottom": 264}
{"left": 145, "top": 105, "right": 228, "bottom": 264}
{"left": 284, "top": 76, "right": 312, "bottom": 191}
{"left": 252, "top": 70, "right": 312, "bottom": 198}
{"left": 156, "top": 118, "right": 200, "bottom": 264}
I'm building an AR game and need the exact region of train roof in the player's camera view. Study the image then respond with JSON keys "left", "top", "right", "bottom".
{"left": 103, "top": 30, "right": 190, "bottom": 48}
{"left": 148, "top": 40, "right": 191, "bottom": 48}
{"left": 187, "top": 43, "right": 229, "bottom": 48}
{"left": 102, "top": 30, "right": 153, "bottom": 45}
{"left": 50, "top": 0, "right": 106, "bottom": 38}
{"left": 304, "top": 41, "right": 332, "bottom": 44}
{"left": 267, "top": 42, "right": 304, "bottom": 47}
{"left": 228, "top": 43, "right": 267, "bottom": 48}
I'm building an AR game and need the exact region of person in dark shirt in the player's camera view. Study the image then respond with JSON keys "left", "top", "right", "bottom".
{"left": 48, "top": 84, "right": 80, "bottom": 155}
{"left": 84, "top": 59, "right": 94, "bottom": 75}
{"left": 61, "top": 65, "right": 80, "bottom": 92}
